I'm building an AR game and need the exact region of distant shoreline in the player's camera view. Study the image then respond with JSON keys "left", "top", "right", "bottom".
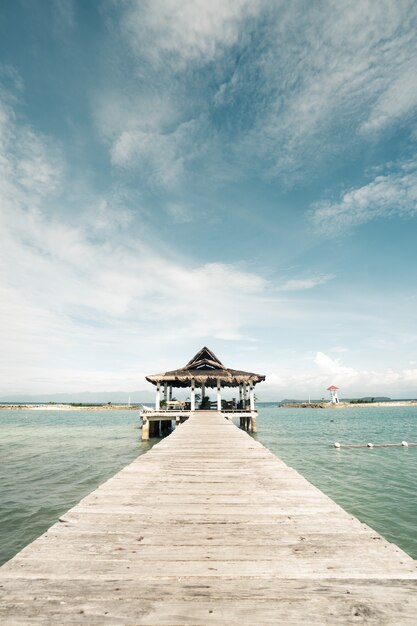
{"left": 0, "top": 404, "right": 139, "bottom": 411}
{"left": 280, "top": 400, "right": 417, "bottom": 408}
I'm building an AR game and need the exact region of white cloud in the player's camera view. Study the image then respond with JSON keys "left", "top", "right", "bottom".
{"left": 0, "top": 64, "right": 24, "bottom": 94}
{"left": 242, "top": 0, "right": 417, "bottom": 180}
{"left": 94, "top": 91, "right": 177, "bottom": 145}
{"left": 17, "top": 129, "right": 62, "bottom": 194}
{"left": 0, "top": 205, "right": 276, "bottom": 391}
{"left": 311, "top": 163, "right": 417, "bottom": 235}
{"left": 95, "top": 0, "right": 267, "bottom": 186}
{"left": 0, "top": 98, "right": 63, "bottom": 201}
{"left": 166, "top": 203, "right": 193, "bottom": 223}
{"left": 361, "top": 61, "right": 417, "bottom": 134}
{"left": 120, "top": 0, "right": 263, "bottom": 68}
{"left": 110, "top": 119, "right": 199, "bottom": 188}
{"left": 86, "top": 199, "right": 134, "bottom": 233}
{"left": 263, "top": 351, "right": 417, "bottom": 398}
{"left": 278, "top": 275, "right": 333, "bottom": 291}
{"left": 314, "top": 352, "right": 356, "bottom": 380}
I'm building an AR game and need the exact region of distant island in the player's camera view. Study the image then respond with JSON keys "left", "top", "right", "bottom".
{"left": 281, "top": 397, "right": 392, "bottom": 404}
{"left": 0, "top": 403, "right": 138, "bottom": 411}
{"left": 0, "top": 390, "right": 155, "bottom": 404}
{"left": 280, "top": 398, "right": 417, "bottom": 408}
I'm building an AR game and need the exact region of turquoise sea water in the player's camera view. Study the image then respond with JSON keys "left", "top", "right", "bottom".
{"left": 0, "top": 405, "right": 416, "bottom": 566}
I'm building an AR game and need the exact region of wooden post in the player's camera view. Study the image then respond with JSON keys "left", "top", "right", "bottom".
{"left": 243, "top": 383, "right": 247, "bottom": 410}
{"left": 217, "top": 378, "right": 221, "bottom": 411}
{"left": 155, "top": 382, "right": 161, "bottom": 410}
{"left": 251, "top": 414, "right": 257, "bottom": 433}
{"left": 201, "top": 383, "right": 205, "bottom": 407}
{"left": 164, "top": 382, "right": 168, "bottom": 403}
{"left": 239, "top": 384, "right": 243, "bottom": 408}
{"left": 191, "top": 379, "right": 195, "bottom": 411}
{"left": 142, "top": 417, "right": 149, "bottom": 441}
{"left": 168, "top": 386, "right": 172, "bottom": 401}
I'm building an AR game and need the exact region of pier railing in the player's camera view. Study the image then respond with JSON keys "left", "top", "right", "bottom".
{"left": 140, "top": 405, "right": 254, "bottom": 415}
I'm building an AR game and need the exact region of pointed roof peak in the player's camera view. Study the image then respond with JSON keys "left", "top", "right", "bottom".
{"left": 185, "top": 346, "right": 225, "bottom": 370}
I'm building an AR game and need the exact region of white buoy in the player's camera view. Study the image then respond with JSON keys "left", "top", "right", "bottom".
{"left": 367, "top": 443, "right": 374, "bottom": 448}
{"left": 401, "top": 441, "right": 409, "bottom": 447}
{"left": 334, "top": 442, "right": 341, "bottom": 448}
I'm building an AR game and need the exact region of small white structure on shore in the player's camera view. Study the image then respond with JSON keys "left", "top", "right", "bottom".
{"left": 327, "top": 385, "right": 339, "bottom": 404}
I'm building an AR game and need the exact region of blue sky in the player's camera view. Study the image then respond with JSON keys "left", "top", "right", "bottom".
{"left": 1, "top": 0, "right": 417, "bottom": 399}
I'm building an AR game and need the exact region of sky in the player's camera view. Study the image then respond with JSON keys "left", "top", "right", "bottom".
{"left": 1, "top": 0, "right": 417, "bottom": 400}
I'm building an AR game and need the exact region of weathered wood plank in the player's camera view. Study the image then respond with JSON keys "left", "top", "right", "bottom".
{"left": 1, "top": 577, "right": 417, "bottom": 625}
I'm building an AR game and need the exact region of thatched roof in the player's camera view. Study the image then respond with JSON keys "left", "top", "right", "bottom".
{"left": 146, "top": 347, "right": 265, "bottom": 388}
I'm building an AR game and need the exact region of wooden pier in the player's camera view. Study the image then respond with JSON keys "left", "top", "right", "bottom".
{"left": 1, "top": 411, "right": 417, "bottom": 624}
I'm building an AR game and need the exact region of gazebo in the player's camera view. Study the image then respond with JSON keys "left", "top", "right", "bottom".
{"left": 140, "top": 347, "right": 265, "bottom": 439}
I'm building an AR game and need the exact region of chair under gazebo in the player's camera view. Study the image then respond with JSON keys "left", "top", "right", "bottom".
{"left": 140, "top": 347, "right": 265, "bottom": 439}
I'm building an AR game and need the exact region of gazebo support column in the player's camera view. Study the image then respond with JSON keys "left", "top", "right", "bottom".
{"left": 249, "top": 382, "right": 256, "bottom": 432}
{"left": 243, "top": 383, "right": 247, "bottom": 410}
{"left": 164, "top": 382, "right": 168, "bottom": 404}
{"left": 239, "top": 384, "right": 243, "bottom": 408}
{"left": 169, "top": 386, "right": 174, "bottom": 430}
{"left": 217, "top": 379, "right": 221, "bottom": 411}
{"left": 155, "top": 382, "right": 161, "bottom": 411}
{"left": 191, "top": 379, "right": 196, "bottom": 411}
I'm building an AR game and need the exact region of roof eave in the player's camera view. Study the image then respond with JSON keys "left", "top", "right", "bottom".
{"left": 145, "top": 370, "right": 265, "bottom": 387}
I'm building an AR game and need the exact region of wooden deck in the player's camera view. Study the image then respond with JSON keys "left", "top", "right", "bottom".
{"left": 1, "top": 411, "right": 417, "bottom": 624}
